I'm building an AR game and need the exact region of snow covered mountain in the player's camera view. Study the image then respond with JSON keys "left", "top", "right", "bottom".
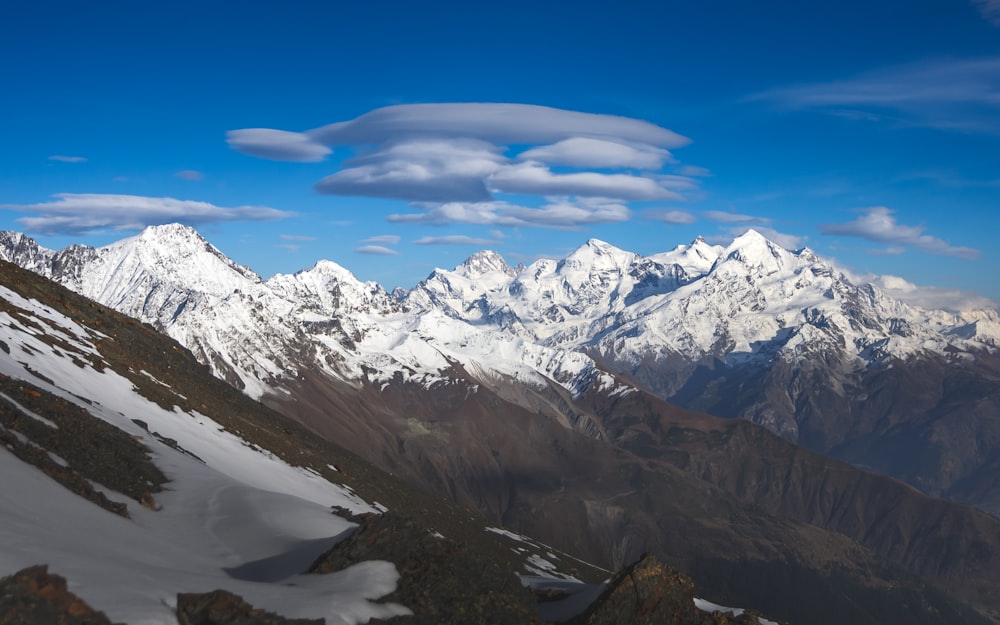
{"left": 5, "top": 226, "right": 1000, "bottom": 625}
{"left": 404, "top": 229, "right": 1000, "bottom": 509}
{"left": 4, "top": 224, "right": 1000, "bottom": 514}
{"left": 0, "top": 256, "right": 641, "bottom": 625}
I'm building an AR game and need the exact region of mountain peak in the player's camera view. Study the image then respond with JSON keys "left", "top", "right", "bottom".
{"left": 582, "top": 238, "right": 621, "bottom": 253}
{"left": 564, "top": 238, "right": 632, "bottom": 264}
{"left": 720, "top": 229, "right": 793, "bottom": 271}
{"left": 728, "top": 228, "right": 771, "bottom": 247}
{"left": 135, "top": 222, "right": 207, "bottom": 245}
{"left": 456, "top": 250, "right": 514, "bottom": 278}
{"left": 302, "top": 258, "right": 358, "bottom": 281}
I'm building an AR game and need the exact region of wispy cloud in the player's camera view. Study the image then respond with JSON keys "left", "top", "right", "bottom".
{"left": 175, "top": 170, "right": 204, "bottom": 181}
{"left": 750, "top": 56, "right": 1000, "bottom": 133}
{"left": 48, "top": 155, "right": 87, "bottom": 163}
{"left": 1, "top": 193, "right": 292, "bottom": 235}
{"left": 280, "top": 234, "right": 316, "bottom": 241}
{"left": 645, "top": 209, "right": 697, "bottom": 224}
{"left": 678, "top": 165, "right": 711, "bottom": 177}
{"left": 363, "top": 234, "right": 400, "bottom": 245}
{"left": 973, "top": 0, "right": 1000, "bottom": 26}
{"left": 230, "top": 103, "right": 699, "bottom": 229}
{"left": 388, "top": 198, "right": 629, "bottom": 229}
{"left": 355, "top": 245, "right": 400, "bottom": 255}
{"left": 703, "top": 210, "right": 771, "bottom": 224}
{"left": 820, "top": 207, "right": 980, "bottom": 259}
{"left": 414, "top": 235, "right": 500, "bottom": 246}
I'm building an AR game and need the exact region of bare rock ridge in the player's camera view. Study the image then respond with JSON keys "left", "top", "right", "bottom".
{"left": 3, "top": 225, "right": 1000, "bottom": 624}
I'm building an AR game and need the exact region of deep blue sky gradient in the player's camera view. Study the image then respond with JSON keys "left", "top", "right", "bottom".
{"left": 2, "top": 0, "right": 998, "bottom": 303}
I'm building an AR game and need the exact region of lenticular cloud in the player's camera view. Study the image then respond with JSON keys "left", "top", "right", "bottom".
{"left": 227, "top": 102, "right": 699, "bottom": 228}
{"left": 305, "top": 103, "right": 690, "bottom": 148}
{"left": 3, "top": 193, "right": 292, "bottom": 235}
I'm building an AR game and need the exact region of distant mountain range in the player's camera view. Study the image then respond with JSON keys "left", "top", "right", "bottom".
{"left": 4, "top": 224, "right": 1000, "bottom": 624}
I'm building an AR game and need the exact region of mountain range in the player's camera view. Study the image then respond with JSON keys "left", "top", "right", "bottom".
{"left": 3, "top": 224, "right": 1000, "bottom": 624}
{"left": 1, "top": 250, "right": 782, "bottom": 625}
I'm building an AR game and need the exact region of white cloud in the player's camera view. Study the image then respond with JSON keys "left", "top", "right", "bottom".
{"left": 2, "top": 193, "right": 293, "bottom": 235}
{"left": 363, "top": 234, "right": 400, "bottom": 245}
{"left": 230, "top": 102, "right": 698, "bottom": 229}
{"left": 973, "top": 0, "right": 1000, "bottom": 26}
{"left": 646, "top": 209, "right": 697, "bottom": 224}
{"left": 487, "top": 163, "right": 679, "bottom": 200}
{"left": 175, "top": 170, "right": 204, "bottom": 181}
{"left": 751, "top": 56, "right": 1000, "bottom": 133}
{"left": 389, "top": 198, "right": 629, "bottom": 228}
{"left": 280, "top": 234, "right": 316, "bottom": 241}
{"left": 820, "top": 207, "right": 980, "bottom": 259}
{"left": 862, "top": 273, "right": 998, "bottom": 312}
{"left": 703, "top": 210, "right": 771, "bottom": 224}
{"left": 315, "top": 139, "right": 504, "bottom": 202}
{"left": 414, "top": 235, "right": 500, "bottom": 246}
{"left": 48, "top": 155, "right": 87, "bottom": 163}
{"left": 518, "top": 137, "right": 671, "bottom": 170}
{"left": 277, "top": 244, "right": 301, "bottom": 252}
{"left": 226, "top": 128, "right": 331, "bottom": 162}
{"left": 355, "top": 245, "right": 400, "bottom": 256}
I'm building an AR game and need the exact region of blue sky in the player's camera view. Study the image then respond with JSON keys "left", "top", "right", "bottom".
{"left": 2, "top": 0, "right": 999, "bottom": 307}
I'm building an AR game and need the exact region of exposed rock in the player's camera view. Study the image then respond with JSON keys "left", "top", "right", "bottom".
{"left": 0, "top": 565, "right": 111, "bottom": 625}
{"left": 572, "top": 554, "right": 770, "bottom": 625}
{"left": 308, "top": 512, "right": 540, "bottom": 625}
{"left": 175, "top": 589, "right": 322, "bottom": 625}
{"left": 0, "top": 373, "right": 167, "bottom": 518}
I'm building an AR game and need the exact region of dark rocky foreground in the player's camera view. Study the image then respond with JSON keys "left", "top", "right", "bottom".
{"left": 1, "top": 514, "right": 786, "bottom": 625}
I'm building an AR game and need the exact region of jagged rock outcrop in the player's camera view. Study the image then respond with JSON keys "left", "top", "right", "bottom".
{"left": 572, "top": 554, "right": 773, "bottom": 625}
{"left": 176, "top": 590, "right": 323, "bottom": 625}
{"left": 0, "top": 566, "right": 111, "bottom": 625}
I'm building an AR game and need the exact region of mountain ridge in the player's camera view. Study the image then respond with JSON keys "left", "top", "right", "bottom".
{"left": 3, "top": 224, "right": 998, "bottom": 510}
{"left": 5, "top": 224, "right": 1000, "bottom": 623}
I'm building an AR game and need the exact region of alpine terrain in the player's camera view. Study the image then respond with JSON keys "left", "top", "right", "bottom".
{"left": 3, "top": 224, "right": 1000, "bottom": 625}
{"left": 0, "top": 253, "right": 791, "bottom": 624}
